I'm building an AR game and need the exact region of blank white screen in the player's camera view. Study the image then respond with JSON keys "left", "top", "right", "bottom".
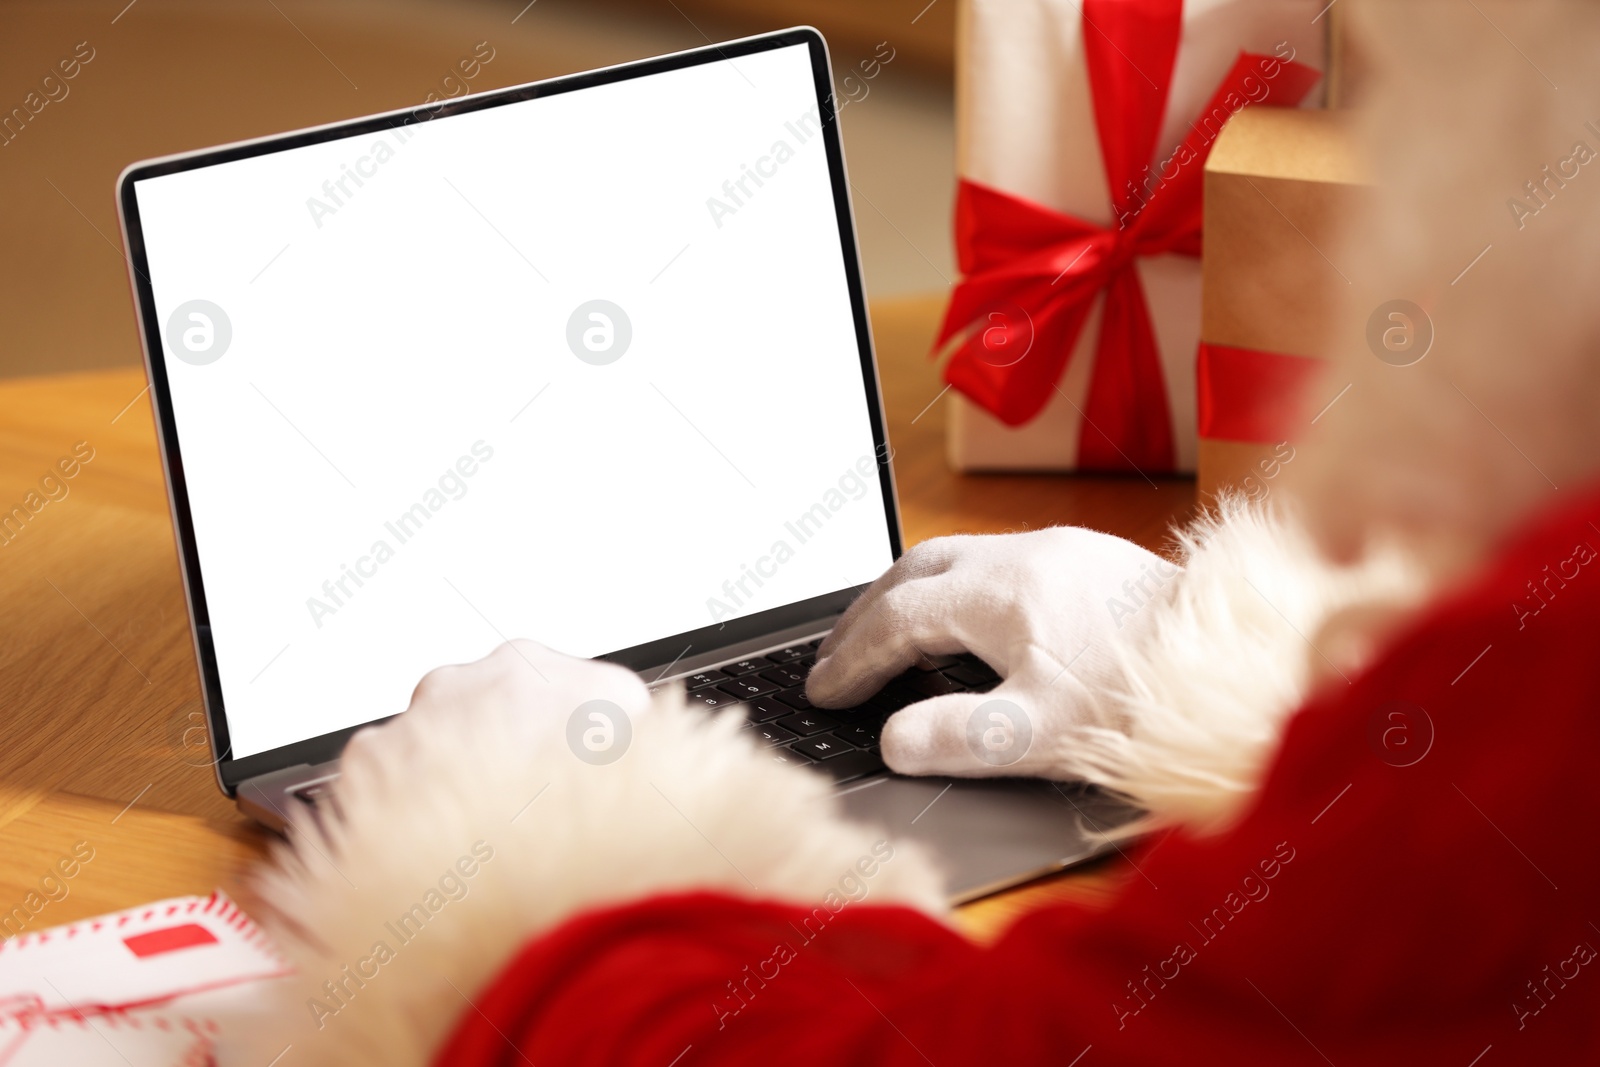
{"left": 133, "top": 43, "right": 894, "bottom": 759}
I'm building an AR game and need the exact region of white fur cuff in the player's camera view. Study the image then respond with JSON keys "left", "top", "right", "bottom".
{"left": 1062, "top": 497, "right": 1425, "bottom": 832}
{"left": 223, "top": 690, "right": 944, "bottom": 1066}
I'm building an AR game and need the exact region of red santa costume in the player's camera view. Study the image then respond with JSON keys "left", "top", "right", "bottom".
{"left": 229, "top": 2, "right": 1600, "bottom": 1064}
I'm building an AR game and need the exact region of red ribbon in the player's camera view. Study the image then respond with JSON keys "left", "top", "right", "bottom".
{"left": 937, "top": 0, "right": 1320, "bottom": 472}
{"left": 1196, "top": 342, "right": 1321, "bottom": 442}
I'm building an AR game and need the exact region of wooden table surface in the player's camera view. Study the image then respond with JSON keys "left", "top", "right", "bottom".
{"left": 0, "top": 294, "right": 1196, "bottom": 944}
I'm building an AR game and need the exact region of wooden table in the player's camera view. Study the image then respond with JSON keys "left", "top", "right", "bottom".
{"left": 0, "top": 295, "right": 1195, "bottom": 943}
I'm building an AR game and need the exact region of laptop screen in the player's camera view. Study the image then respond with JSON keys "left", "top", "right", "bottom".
{"left": 126, "top": 38, "right": 896, "bottom": 762}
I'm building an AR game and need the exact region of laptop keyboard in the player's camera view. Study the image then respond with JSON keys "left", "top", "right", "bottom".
{"left": 292, "top": 642, "right": 1001, "bottom": 809}
{"left": 664, "top": 639, "right": 1001, "bottom": 786}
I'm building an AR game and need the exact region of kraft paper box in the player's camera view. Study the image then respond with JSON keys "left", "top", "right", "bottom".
{"left": 1198, "top": 107, "right": 1371, "bottom": 499}
{"left": 945, "top": 0, "right": 1329, "bottom": 473}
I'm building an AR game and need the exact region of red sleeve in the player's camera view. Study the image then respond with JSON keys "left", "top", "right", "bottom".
{"left": 437, "top": 491, "right": 1600, "bottom": 1067}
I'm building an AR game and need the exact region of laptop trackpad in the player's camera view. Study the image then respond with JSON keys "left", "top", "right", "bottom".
{"left": 838, "top": 775, "right": 1142, "bottom": 903}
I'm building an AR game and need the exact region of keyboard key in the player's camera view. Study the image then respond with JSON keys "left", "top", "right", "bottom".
{"left": 815, "top": 749, "right": 887, "bottom": 784}
{"left": 687, "top": 688, "right": 743, "bottom": 711}
{"left": 832, "top": 721, "right": 881, "bottom": 746}
{"left": 294, "top": 783, "right": 336, "bottom": 807}
{"left": 766, "top": 646, "right": 810, "bottom": 664}
{"left": 775, "top": 712, "right": 838, "bottom": 737}
{"left": 718, "top": 677, "right": 779, "bottom": 699}
{"left": 759, "top": 665, "right": 807, "bottom": 689}
{"left": 684, "top": 669, "right": 730, "bottom": 691}
{"left": 721, "top": 658, "right": 767, "bottom": 676}
{"left": 770, "top": 747, "right": 819, "bottom": 768}
{"left": 840, "top": 700, "right": 893, "bottom": 722}
{"left": 794, "top": 734, "right": 857, "bottom": 759}
{"left": 775, "top": 689, "right": 816, "bottom": 711}
{"left": 942, "top": 662, "right": 996, "bottom": 688}
{"left": 806, "top": 637, "right": 824, "bottom": 649}
{"left": 744, "top": 698, "right": 790, "bottom": 723}
{"left": 909, "top": 671, "right": 964, "bottom": 698}
{"left": 869, "top": 684, "right": 917, "bottom": 712}
{"left": 752, "top": 722, "right": 799, "bottom": 746}
{"left": 961, "top": 654, "right": 1000, "bottom": 677}
{"left": 912, "top": 654, "right": 960, "bottom": 671}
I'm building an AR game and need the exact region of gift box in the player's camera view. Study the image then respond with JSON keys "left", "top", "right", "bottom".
{"left": 1197, "top": 106, "right": 1371, "bottom": 499}
{"left": 940, "top": 0, "right": 1329, "bottom": 473}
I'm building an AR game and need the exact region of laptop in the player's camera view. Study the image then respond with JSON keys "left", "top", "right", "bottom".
{"left": 116, "top": 27, "right": 1138, "bottom": 903}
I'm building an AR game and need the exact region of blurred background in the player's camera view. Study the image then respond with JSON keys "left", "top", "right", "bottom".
{"left": 0, "top": 0, "right": 956, "bottom": 378}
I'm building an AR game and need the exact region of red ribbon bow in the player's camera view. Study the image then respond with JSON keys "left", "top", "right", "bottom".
{"left": 936, "top": 0, "right": 1320, "bottom": 472}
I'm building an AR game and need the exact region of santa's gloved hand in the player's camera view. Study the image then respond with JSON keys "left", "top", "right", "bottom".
{"left": 337, "top": 639, "right": 654, "bottom": 779}
{"left": 401, "top": 639, "right": 650, "bottom": 731}
{"left": 806, "top": 528, "right": 1179, "bottom": 778}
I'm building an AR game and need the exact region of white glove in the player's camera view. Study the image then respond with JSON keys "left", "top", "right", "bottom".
{"left": 402, "top": 639, "right": 649, "bottom": 726}
{"left": 805, "top": 527, "right": 1179, "bottom": 778}
{"left": 339, "top": 639, "right": 654, "bottom": 778}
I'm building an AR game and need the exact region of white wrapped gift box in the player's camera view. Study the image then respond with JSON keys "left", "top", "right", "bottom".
{"left": 946, "top": 0, "right": 1329, "bottom": 472}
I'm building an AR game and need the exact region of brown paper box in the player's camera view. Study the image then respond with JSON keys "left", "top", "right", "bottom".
{"left": 1323, "top": 4, "right": 1370, "bottom": 109}
{"left": 1198, "top": 107, "right": 1370, "bottom": 499}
